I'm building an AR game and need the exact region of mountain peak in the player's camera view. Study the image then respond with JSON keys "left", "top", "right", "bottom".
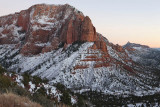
{"left": 127, "top": 41, "right": 130, "bottom": 44}
{"left": 123, "top": 42, "right": 150, "bottom": 49}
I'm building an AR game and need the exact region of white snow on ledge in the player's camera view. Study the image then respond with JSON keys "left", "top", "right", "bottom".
{"left": 29, "top": 81, "right": 35, "bottom": 93}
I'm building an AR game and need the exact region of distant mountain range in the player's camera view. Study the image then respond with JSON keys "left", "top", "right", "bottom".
{"left": 0, "top": 4, "right": 160, "bottom": 97}
{"left": 156, "top": 48, "right": 160, "bottom": 51}
{"left": 123, "top": 42, "right": 160, "bottom": 70}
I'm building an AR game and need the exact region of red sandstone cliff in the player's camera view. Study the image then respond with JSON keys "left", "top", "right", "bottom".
{"left": 0, "top": 4, "right": 102, "bottom": 55}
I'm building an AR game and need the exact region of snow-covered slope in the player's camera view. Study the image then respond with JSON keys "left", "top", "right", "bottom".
{"left": 0, "top": 4, "right": 160, "bottom": 96}
{"left": 1, "top": 41, "right": 160, "bottom": 96}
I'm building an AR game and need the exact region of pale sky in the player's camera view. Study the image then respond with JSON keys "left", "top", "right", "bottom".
{"left": 0, "top": 0, "right": 160, "bottom": 48}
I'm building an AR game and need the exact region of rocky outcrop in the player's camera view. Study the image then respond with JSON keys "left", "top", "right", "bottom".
{"left": 17, "top": 10, "right": 30, "bottom": 32}
{"left": 20, "top": 43, "right": 43, "bottom": 55}
{"left": 42, "top": 37, "right": 60, "bottom": 53}
{"left": 65, "top": 16, "right": 97, "bottom": 44}
{"left": 110, "top": 44, "right": 124, "bottom": 52}
{"left": 30, "top": 30, "right": 50, "bottom": 43}
{"left": 80, "top": 16, "right": 97, "bottom": 42}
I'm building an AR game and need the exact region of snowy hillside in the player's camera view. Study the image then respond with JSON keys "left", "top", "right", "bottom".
{"left": 1, "top": 41, "right": 160, "bottom": 96}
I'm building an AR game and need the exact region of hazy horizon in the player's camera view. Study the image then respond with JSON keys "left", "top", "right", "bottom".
{"left": 0, "top": 0, "right": 160, "bottom": 48}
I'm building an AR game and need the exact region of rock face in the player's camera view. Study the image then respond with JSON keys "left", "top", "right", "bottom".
{"left": 80, "top": 16, "right": 97, "bottom": 42}
{"left": 0, "top": 4, "right": 160, "bottom": 95}
{"left": 0, "top": 4, "right": 98, "bottom": 55}
{"left": 65, "top": 16, "right": 97, "bottom": 44}
{"left": 20, "top": 43, "right": 43, "bottom": 56}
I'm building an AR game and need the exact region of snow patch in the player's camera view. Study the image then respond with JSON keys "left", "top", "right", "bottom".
{"left": 29, "top": 81, "right": 35, "bottom": 93}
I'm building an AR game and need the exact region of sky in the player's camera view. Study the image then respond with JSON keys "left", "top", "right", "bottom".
{"left": 0, "top": 0, "right": 160, "bottom": 48}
